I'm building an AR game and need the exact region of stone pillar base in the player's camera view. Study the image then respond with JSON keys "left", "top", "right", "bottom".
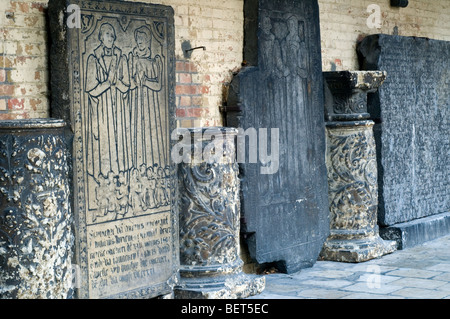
{"left": 320, "top": 235, "right": 396, "bottom": 263}
{"left": 176, "top": 127, "right": 265, "bottom": 299}
{"left": 174, "top": 273, "right": 265, "bottom": 299}
{"left": 321, "top": 118, "right": 397, "bottom": 263}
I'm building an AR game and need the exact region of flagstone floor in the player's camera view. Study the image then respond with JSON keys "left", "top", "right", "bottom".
{"left": 247, "top": 235, "right": 450, "bottom": 299}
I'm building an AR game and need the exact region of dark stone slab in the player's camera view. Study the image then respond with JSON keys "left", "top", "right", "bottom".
{"left": 225, "top": 0, "right": 329, "bottom": 273}
{"left": 48, "top": 0, "right": 178, "bottom": 298}
{"left": 380, "top": 211, "right": 450, "bottom": 250}
{"left": 357, "top": 34, "right": 450, "bottom": 227}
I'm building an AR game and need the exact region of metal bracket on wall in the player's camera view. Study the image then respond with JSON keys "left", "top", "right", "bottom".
{"left": 182, "top": 40, "right": 206, "bottom": 59}
{"left": 390, "top": 0, "right": 408, "bottom": 7}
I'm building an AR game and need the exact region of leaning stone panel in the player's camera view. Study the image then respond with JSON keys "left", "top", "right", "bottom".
{"left": 225, "top": 0, "right": 329, "bottom": 273}
{"left": 48, "top": 0, "right": 178, "bottom": 298}
{"left": 357, "top": 35, "right": 450, "bottom": 226}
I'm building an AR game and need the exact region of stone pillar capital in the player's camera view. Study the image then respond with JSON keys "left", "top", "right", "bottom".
{"left": 323, "top": 70, "right": 386, "bottom": 121}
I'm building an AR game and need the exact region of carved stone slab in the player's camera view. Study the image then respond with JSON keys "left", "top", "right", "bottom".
{"left": 357, "top": 35, "right": 450, "bottom": 226}
{"left": 226, "top": 0, "right": 329, "bottom": 273}
{"left": 48, "top": 0, "right": 178, "bottom": 298}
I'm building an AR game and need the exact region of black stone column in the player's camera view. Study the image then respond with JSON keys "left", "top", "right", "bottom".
{"left": 0, "top": 119, "right": 73, "bottom": 298}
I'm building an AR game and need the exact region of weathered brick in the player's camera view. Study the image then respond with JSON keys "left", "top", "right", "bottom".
{"left": 191, "top": 96, "right": 203, "bottom": 107}
{"left": 0, "top": 84, "right": 15, "bottom": 96}
{"left": 179, "top": 95, "right": 192, "bottom": 107}
{"left": 176, "top": 108, "right": 186, "bottom": 117}
{"left": 8, "top": 98, "right": 25, "bottom": 110}
{"left": 186, "top": 107, "right": 209, "bottom": 118}
{"left": 3, "top": 0, "right": 444, "bottom": 125}
{"left": 176, "top": 84, "right": 197, "bottom": 95}
{"left": 0, "top": 99, "right": 7, "bottom": 111}
{"left": 198, "top": 85, "right": 210, "bottom": 95}
{"left": 30, "top": 3, "right": 46, "bottom": 13}
{"left": 176, "top": 61, "right": 189, "bottom": 72}
{"left": 13, "top": 83, "right": 46, "bottom": 96}
{"left": 318, "top": 0, "right": 450, "bottom": 71}
{"left": 28, "top": 97, "right": 43, "bottom": 111}
{"left": 178, "top": 73, "right": 192, "bottom": 84}
{"left": 9, "top": 1, "right": 30, "bottom": 14}
{"left": 180, "top": 119, "right": 194, "bottom": 128}
{"left": 0, "top": 112, "right": 29, "bottom": 120}
{"left": 0, "top": 56, "right": 16, "bottom": 68}
{"left": 0, "top": 69, "right": 6, "bottom": 83}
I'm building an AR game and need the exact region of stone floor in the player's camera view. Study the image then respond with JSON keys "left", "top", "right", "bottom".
{"left": 247, "top": 235, "right": 450, "bottom": 299}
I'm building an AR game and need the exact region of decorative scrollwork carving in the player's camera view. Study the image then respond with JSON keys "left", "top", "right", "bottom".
{"left": 179, "top": 161, "right": 240, "bottom": 266}
{"left": 332, "top": 92, "right": 366, "bottom": 115}
{"left": 326, "top": 123, "right": 378, "bottom": 233}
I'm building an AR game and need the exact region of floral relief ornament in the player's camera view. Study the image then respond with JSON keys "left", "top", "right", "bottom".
{"left": 0, "top": 133, "right": 73, "bottom": 299}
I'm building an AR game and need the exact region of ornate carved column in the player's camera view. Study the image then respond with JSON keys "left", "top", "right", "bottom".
{"left": 320, "top": 71, "right": 397, "bottom": 262}
{"left": 174, "top": 127, "right": 265, "bottom": 299}
{"left": 0, "top": 119, "right": 73, "bottom": 298}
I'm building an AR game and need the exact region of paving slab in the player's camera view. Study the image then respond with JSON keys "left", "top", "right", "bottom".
{"left": 385, "top": 268, "right": 442, "bottom": 279}
{"left": 340, "top": 282, "right": 403, "bottom": 295}
{"left": 391, "top": 288, "right": 450, "bottom": 299}
{"left": 390, "top": 277, "right": 448, "bottom": 289}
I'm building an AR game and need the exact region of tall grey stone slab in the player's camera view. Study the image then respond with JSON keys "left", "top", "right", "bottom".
{"left": 357, "top": 35, "right": 450, "bottom": 227}
{"left": 224, "top": 0, "right": 329, "bottom": 273}
{"left": 48, "top": 0, "right": 178, "bottom": 298}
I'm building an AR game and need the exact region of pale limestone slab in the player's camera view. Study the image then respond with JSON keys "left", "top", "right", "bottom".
{"left": 386, "top": 268, "right": 442, "bottom": 279}
{"left": 341, "top": 282, "right": 403, "bottom": 294}
{"left": 391, "top": 287, "right": 450, "bottom": 299}
{"left": 390, "top": 277, "right": 448, "bottom": 289}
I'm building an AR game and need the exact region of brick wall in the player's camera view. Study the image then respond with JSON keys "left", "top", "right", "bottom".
{"left": 148, "top": 0, "right": 244, "bottom": 127}
{"left": 0, "top": 0, "right": 244, "bottom": 126}
{"left": 0, "top": 0, "right": 449, "bottom": 122}
{"left": 0, "top": 0, "right": 48, "bottom": 119}
{"left": 318, "top": 0, "right": 450, "bottom": 71}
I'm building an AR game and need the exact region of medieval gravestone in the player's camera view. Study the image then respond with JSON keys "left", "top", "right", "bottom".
{"left": 48, "top": 0, "right": 178, "bottom": 298}
{"left": 225, "top": 0, "right": 329, "bottom": 273}
{"left": 357, "top": 35, "right": 450, "bottom": 245}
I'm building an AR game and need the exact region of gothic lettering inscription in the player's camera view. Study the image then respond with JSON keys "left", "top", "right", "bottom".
{"left": 87, "top": 213, "right": 172, "bottom": 298}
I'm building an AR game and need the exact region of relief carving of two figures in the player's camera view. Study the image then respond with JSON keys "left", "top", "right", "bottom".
{"left": 84, "top": 22, "right": 167, "bottom": 221}
{"left": 260, "top": 14, "right": 308, "bottom": 79}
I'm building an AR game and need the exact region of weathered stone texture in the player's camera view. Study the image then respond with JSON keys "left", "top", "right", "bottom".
{"left": 225, "top": 0, "right": 329, "bottom": 273}
{"left": 357, "top": 34, "right": 450, "bottom": 226}
{"left": 48, "top": 0, "right": 179, "bottom": 298}
{"left": 175, "top": 127, "right": 264, "bottom": 299}
{"left": 0, "top": 119, "right": 73, "bottom": 299}
{"left": 320, "top": 120, "right": 396, "bottom": 262}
